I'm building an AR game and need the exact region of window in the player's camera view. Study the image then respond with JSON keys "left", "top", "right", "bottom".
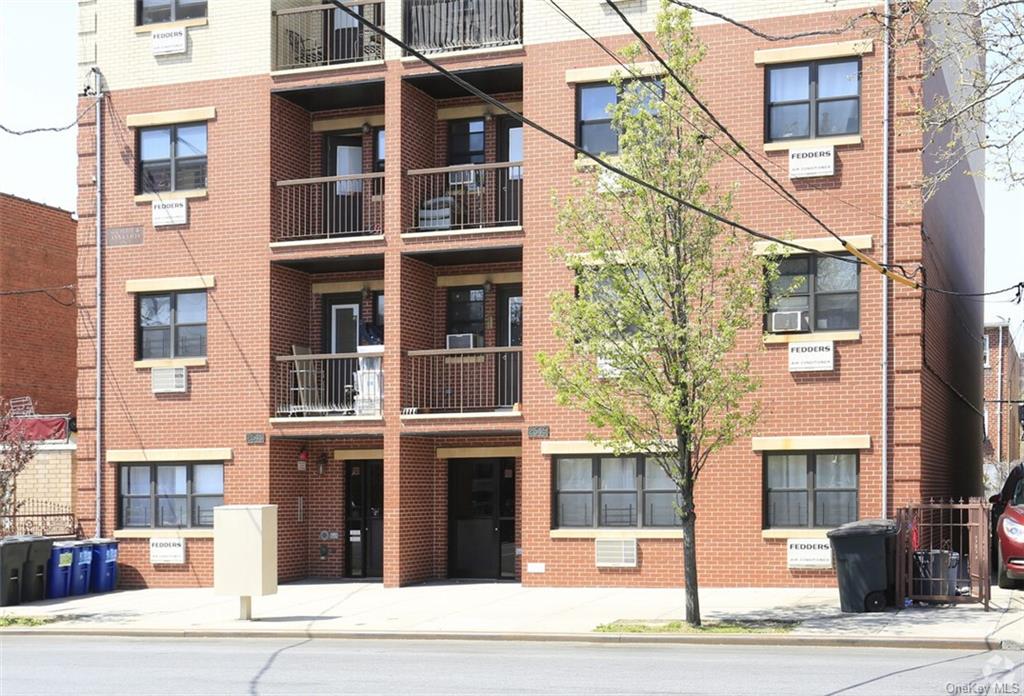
{"left": 766, "top": 59, "right": 860, "bottom": 141}
{"left": 553, "top": 454, "right": 682, "bottom": 529}
{"left": 137, "top": 123, "right": 207, "bottom": 193}
{"left": 448, "top": 119, "right": 485, "bottom": 165}
{"left": 137, "top": 0, "right": 207, "bottom": 25}
{"left": 766, "top": 254, "right": 859, "bottom": 332}
{"left": 372, "top": 290, "right": 384, "bottom": 329}
{"left": 764, "top": 452, "right": 858, "bottom": 528}
{"left": 576, "top": 80, "right": 663, "bottom": 156}
{"left": 120, "top": 462, "right": 223, "bottom": 528}
{"left": 373, "top": 127, "right": 385, "bottom": 173}
{"left": 446, "top": 286, "right": 484, "bottom": 343}
{"left": 137, "top": 291, "right": 207, "bottom": 359}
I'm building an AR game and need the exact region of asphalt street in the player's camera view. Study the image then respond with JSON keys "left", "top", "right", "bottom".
{"left": 1, "top": 636, "right": 1021, "bottom": 696}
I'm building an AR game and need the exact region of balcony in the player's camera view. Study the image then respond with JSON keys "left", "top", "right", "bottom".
{"left": 406, "top": 162, "right": 522, "bottom": 234}
{"left": 405, "top": 346, "right": 522, "bottom": 414}
{"left": 404, "top": 0, "right": 521, "bottom": 55}
{"left": 274, "top": 350, "right": 384, "bottom": 418}
{"left": 272, "top": 2, "right": 385, "bottom": 71}
{"left": 275, "top": 173, "right": 385, "bottom": 243}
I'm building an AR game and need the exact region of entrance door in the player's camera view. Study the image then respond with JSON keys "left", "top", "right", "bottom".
{"left": 496, "top": 285, "right": 522, "bottom": 408}
{"left": 329, "top": 303, "right": 359, "bottom": 412}
{"left": 324, "top": 134, "right": 364, "bottom": 236}
{"left": 497, "top": 118, "right": 522, "bottom": 225}
{"left": 346, "top": 460, "right": 383, "bottom": 578}
{"left": 448, "top": 458, "right": 516, "bottom": 579}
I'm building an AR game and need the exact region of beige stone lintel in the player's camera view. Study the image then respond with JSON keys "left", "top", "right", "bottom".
{"left": 763, "top": 330, "right": 861, "bottom": 345}
{"left": 437, "top": 102, "right": 522, "bottom": 121}
{"left": 333, "top": 449, "right": 385, "bottom": 460}
{"left": 761, "top": 528, "right": 832, "bottom": 540}
{"left": 133, "top": 17, "right": 208, "bottom": 34}
{"left": 754, "top": 39, "right": 873, "bottom": 66}
{"left": 565, "top": 61, "right": 664, "bottom": 84}
{"left": 125, "top": 275, "right": 215, "bottom": 293}
{"left": 312, "top": 279, "right": 384, "bottom": 294}
{"left": 753, "top": 234, "right": 872, "bottom": 256}
{"left": 312, "top": 113, "right": 385, "bottom": 133}
{"left": 436, "top": 271, "right": 522, "bottom": 287}
{"left": 751, "top": 435, "right": 870, "bottom": 452}
{"left": 133, "top": 357, "right": 207, "bottom": 369}
{"left": 549, "top": 528, "right": 684, "bottom": 540}
{"left": 763, "top": 134, "right": 862, "bottom": 152}
{"left": 539, "top": 440, "right": 678, "bottom": 455}
{"left": 106, "top": 447, "right": 232, "bottom": 462}
{"left": 126, "top": 107, "right": 216, "bottom": 128}
{"left": 113, "top": 528, "right": 214, "bottom": 538}
{"left": 134, "top": 189, "right": 207, "bottom": 203}
{"left": 436, "top": 446, "right": 522, "bottom": 459}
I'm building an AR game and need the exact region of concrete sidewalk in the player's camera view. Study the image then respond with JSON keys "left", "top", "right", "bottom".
{"left": 2, "top": 581, "right": 1021, "bottom": 648}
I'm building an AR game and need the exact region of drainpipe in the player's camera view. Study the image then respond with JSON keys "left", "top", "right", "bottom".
{"left": 94, "top": 68, "right": 104, "bottom": 539}
{"left": 998, "top": 324, "right": 1004, "bottom": 462}
{"left": 880, "top": 1, "right": 892, "bottom": 519}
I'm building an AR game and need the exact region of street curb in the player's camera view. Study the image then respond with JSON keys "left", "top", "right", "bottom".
{"left": 0, "top": 626, "right": 1006, "bottom": 650}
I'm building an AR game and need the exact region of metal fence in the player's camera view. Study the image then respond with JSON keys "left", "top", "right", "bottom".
{"left": 275, "top": 173, "right": 385, "bottom": 242}
{"left": 1, "top": 498, "right": 77, "bottom": 537}
{"left": 405, "top": 346, "right": 521, "bottom": 413}
{"left": 275, "top": 352, "right": 384, "bottom": 417}
{"left": 273, "top": 2, "right": 385, "bottom": 70}
{"left": 404, "top": 0, "right": 521, "bottom": 54}
{"left": 894, "top": 498, "right": 990, "bottom": 609}
{"left": 406, "top": 162, "right": 522, "bottom": 233}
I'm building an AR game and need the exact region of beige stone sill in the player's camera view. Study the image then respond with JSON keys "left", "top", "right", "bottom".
{"left": 134, "top": 189, "right": 207, "bottom": 203}
{"left": 269, "top": 234, "right": 385, "bottom": 249}
{"left": 761, "top": 528, "right": 833, "bottom": 540}
{"left": 400, "top": 225, "right": 522, "bottom": 239}
{"left": 763, "top": 135, "right": 862, "bottom": 152}
{"left": 271, "top": 60, "right": 385, "bottom": 77}
{"left": 134, "top": 17, "right": 208, "bottom": 34}
{"left": 400, "top": 43, "right": 523, "bottom": 64}
{"left": 269, "top": 416, "right": 383, "bottom": 424}
{"left": 575, "top": 154, "right": 620, "bottom": 170}
{"left": 113, "top": 528, "right": 213, "bottom": 539}
{"left": 134, "top": 357, "right": 207, "bottom": 369}
{"left": 550, "top": 529, "right": 684, "bottom": 540}
{"left": 400, "top": 411, "right": 522, "bottom": 420}
{"left": 763, "top": 330, "right": 860, "bottom": 345}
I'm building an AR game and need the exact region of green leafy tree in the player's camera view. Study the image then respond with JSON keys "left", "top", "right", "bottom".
{"left": 539, "top": 5, "right": 781, "bottom": 627}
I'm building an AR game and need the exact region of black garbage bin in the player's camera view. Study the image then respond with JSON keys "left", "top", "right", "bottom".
{"left": 827, "top": 519, "right": 897, "bottom": 613}
{"left": 16, "top": 536, "right": 54, "bottom": 603}
{"left": 0, "top": 537, "right": 31, "bottom": 607}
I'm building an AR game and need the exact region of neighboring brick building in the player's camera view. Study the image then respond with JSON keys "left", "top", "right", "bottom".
{"left": 984, "top": 321, "right": 1022, "bottom": 468}
{"left": 0, "top": 194, "right": 78, "bottom": 415}
{"left": 75, "top": 1, "right": 983, "bottom": 589}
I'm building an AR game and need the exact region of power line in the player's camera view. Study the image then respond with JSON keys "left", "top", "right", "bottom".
{"left": 667, "top": 1, "right": 886, "bottom": 42}
{"left": 0, "top": 97, "right": 99, "bottom": 136}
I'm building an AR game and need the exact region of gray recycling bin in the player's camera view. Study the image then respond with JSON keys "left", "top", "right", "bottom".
{"left": 827, "top": 519, "right": 897, "bottom": 613}
{"left": 0, "top": 537, "right": 31, "bottom": 607}
{"left": 18, "top": 536, "right": 55, "bottom": 603}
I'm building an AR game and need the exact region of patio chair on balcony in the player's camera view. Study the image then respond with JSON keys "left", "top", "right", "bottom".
{"left": 285, "top": 29, "right": 323, "bottom": 68}
{"left": 290, "top": 344, "right": 320, "bottom": 415}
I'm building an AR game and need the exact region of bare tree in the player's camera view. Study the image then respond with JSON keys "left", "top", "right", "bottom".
{"left": 0, "top": 398, "right": 38, "bottom": 533}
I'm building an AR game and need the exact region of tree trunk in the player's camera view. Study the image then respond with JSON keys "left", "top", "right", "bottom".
{"left": 680, "top": 483, "right": 701, "bottom": 626}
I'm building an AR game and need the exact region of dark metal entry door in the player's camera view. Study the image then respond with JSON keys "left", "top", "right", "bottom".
{"left": 346, "top": 459, "right": 383, "bottom": 578}
{"left": 448, "top": 458, "right": 515, "bottom": 579}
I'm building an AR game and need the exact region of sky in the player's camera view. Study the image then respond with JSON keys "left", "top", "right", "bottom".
{"left": 0, "top": 0, "right": 1021, "bottom": 343}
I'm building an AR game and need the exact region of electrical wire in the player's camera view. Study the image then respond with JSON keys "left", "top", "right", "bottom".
{"left": 0, "top": 97, "right": 100, "bottom": 136}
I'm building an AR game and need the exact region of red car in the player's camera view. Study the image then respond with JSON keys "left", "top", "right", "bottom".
{"left": 991, "top": 462, "right": 1024, "bottom": 590}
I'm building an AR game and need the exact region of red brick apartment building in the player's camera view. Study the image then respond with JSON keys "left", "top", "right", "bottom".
{"left": 0, "top": 193, "right": 77, "bottom": 415}
{"left": 984, "top": 322, "right": 1022, "bottom": 467}
{"left": 74, "top": 0, "right": 983, "bottom": 589}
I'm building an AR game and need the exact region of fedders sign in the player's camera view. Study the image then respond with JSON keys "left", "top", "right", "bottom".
{"left": 788, "top": 341, "right": 835, "bottom": 372}
{"left": 152, "top": 27, "right": 187, "bottom": 55}
{"left": 789, "top": 145, "right": 835, "bottom": 178}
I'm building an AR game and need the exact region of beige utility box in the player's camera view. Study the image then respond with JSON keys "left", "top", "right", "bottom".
{"left": 213, "top": 504, "right": 278, "bottom": 597}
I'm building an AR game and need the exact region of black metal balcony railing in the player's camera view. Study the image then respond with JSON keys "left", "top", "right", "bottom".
{"left": 405, "top": 0, "right": 521, "bottom": 54}
{"left": 275, "top": 173, "right": 385, "bottom": 242}
{"left": 275, "top": 352, "right": 384, "bottom": 417}
{"left": 273, "top": 2, "right": 385, "bottom": 70}
{"left": 406, "top": 161, "right": 522, "bottom": 233}
{"left": 405, "top": 346, "right": 522, "bottom": 414}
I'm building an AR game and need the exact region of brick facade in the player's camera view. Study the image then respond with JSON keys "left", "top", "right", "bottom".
{"left": 984, "top": 324, "right": 1023, "bottom": 466}
{"left": 76, "top": 3, "right": 982, "bottom": 590}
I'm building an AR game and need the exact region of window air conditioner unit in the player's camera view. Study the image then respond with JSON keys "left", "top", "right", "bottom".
{"left": 446, "top": 333, "right": 480, "bottom": 349}
{"left": 770, "top": 310, "right": 808, "bottom": 333}
{"left": 448, "top": 169, "right": 477, "bottom": 187}
{"left": 595, "top": 538, "right": 637, "bottom": 568}
{"left": 151, "top": 366, "right": 188, "bottom": 393}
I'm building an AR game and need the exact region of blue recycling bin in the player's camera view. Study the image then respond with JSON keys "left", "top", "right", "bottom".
{"left": 69, "top": 541, "right": 94, "bottom": 596}
{"left": 46, "top": 543, "right": 76, "bottom": 599}
{"left": 88, "top": 539, "right": 119, "bottom": 593}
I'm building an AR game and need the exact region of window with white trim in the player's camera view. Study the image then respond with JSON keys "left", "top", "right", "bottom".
{"left": 120, "top": 462, "right": 223, "bottom": 528}
{"left": 764, "top": 451, "right": 858, "bottom": 528}
{"left": 553, "top": 454, "right": 682, "bottom": 528}
{"left": 137, "top": 0, "right": 206, "bottom": 25}
{"left": 766, "top": 59, "right": 861, "bottom": 142}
